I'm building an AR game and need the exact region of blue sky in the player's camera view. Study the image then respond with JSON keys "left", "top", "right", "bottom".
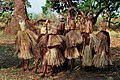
{"left": 27, "top": 0, "right": 46, "bottom": 14}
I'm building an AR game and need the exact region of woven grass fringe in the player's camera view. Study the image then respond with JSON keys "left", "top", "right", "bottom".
{"left": 47, "top": 35, "right": 65, "bottom": 47}
{"left": 82, "top": 33, "right": 97, "bottom": 66}
{"left": 65, "top": 30, "right": 83, "bottom": 48}
{"left": 82, "top": 45, "right": 92, "bottom": 66}
{"left": 15, "top": 29, "right": 38, "bottom": 59}
{"left": 43, "top": 48, "right": 65, "bottom": 66}
{"left": 93, "top": 50, "right": 108, "bottom": 68}
{"left": 93, "top": 31, "right": 112, "bottom": 68}
{"left": 64, "top": 47, "right": 80, "bottom": 59}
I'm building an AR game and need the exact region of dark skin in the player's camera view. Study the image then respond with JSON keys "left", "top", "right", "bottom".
{"left": 14, "top": 49, "right": 30, "bottom": 72}
{"left": 40, "top": 62, "right": 55, "bottom": 77}
{"left": 22, "top": 59, "right": 30, "bottom": 72}
{"left": 77, "top": 43, "right": 84, "bottom": 67}
{"left": 40, "top": 45, "right": 62, "bottom": 77}
{"left": 33, "top": 47, "right": 47, "bottom": 73}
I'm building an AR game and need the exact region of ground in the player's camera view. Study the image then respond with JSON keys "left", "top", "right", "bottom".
{"left": 0, "top": 31, "right": 120, "bottom": 80}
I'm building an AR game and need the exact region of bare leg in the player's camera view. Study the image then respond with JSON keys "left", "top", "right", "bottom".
{"left": 78, "top": 43, "right": 83, "bottom": 67}
{"left": 63, "top": 58, "right": 69, "bottom": 70}
{"left": 22, "top": 59, "right": 25, "bottom": 72}
{"left": 52, "top": 65, "right": 55, "bottom": 76}
{"left": 40, "top": 64, "right": 47, "bottom": 77}
{"left": 26, "top": 59, "right": 29, "bottom": 71}
{"left": 71, "top": 59, "right": 75, "bottom": 70}
{"left": 46, "top": 65, "right": 55, "bottom": 76}
{"left": 79, "top": 56, "right": 82, "bottom": 67}
{"left": 33, "top": 59, "right": 39, "bottom": 73}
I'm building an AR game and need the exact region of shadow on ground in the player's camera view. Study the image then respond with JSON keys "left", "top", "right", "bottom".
{"left": 0, "top": 44, "right": 120, "bottom": 80}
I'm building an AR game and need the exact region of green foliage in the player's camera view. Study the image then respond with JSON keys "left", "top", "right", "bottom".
{"left": 110, "top": 22, "right": 120, "bottom": 30}
{"left": 93, "top": 24, "right": 98, "bottom": 31}
{"left": 27, "top": 13, "right": 34, "bottom": 20}
{"left": 41, "top": 6, "right": 48, "bottom": 15}
{"left": 25, "top": 0, "right": 31, "bottom": 8}
{"left": 42, "top": 0, "right": 120, "bottom": 28}
{"left": 0, "top": 0, "right": 31, "bottom": 19}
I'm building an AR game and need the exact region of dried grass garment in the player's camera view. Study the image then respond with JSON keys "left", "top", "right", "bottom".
{"left": 64, "top": 47, "right": 80, "bottom": 59}
{"left": 82, "top": 33, "right": 96, "bottom": 66}
{"left": 93, "top": 31, "right": 112, "bottom": 68}
{"left": 47, "top": 34, "right": 64, "bottom": 47}
{"left": 15, "top": 29, "right": 38, "bottom": 59}
{"left": 64, "top": 30, "right": 83, "bottom": 59}
{"left": 38, "top": 34, "right": 48, "bottom": 48}
{"left": 43, "top": 48, "right": 65, "bottom": 66}
{"left": 43, "top": 34, "right": 65, "bottom": 66}
{"left": 65, "top": 30, "right": 83, "bottom": 47}
{"left": 37, "top": 34, "right": 48, "bottom": 61}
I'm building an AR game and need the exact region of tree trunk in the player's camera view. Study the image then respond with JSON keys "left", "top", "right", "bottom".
{"left": 4, "top": 0, "right": 31, "bottom": 34}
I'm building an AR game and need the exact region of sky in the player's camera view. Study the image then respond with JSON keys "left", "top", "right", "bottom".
{"left": 27, "top": 0, "right": 46, "bottom": 14}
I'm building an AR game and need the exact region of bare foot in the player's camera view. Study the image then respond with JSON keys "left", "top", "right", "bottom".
{"left": 32, "top": 68, "right": 38, "bottom": 74}
{"left": 38, "top": 68, "right": 43, "bottom": 73}
{"left": 25, "top": 69, "right": 30, "bottom": 73}
{"left": 22, "top": 69, "right": 25, "bottom": 74}
{"left": 46, "top": 72, "right": 53, "bottom": 77}
{"left": 40, "top": 73, "right": 45, "bottom": 78}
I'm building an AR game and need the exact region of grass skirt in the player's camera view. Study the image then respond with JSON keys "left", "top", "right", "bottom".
{"left": 38, "top": 34, "right": 48, "bottom": 48}
{"left": 47, "top": 35, "right": 65, "bottom": 47}
{"left": 82, "top": 45, "right": 92, "bottom": 66}
{"left": 65, "top": 30, "right": 83, "bottom": 48}
{"left": 43, "top": 48, "right": 65, "bottom": 66}
{"left": 93, "top": 31, "right": 112, "bottom": 68}
{"left": 16, "top": 29, "right": 38, "bottom": 59}
{"left": 82, "top": 33, "right": 96, "bottom": 66}
{"left": 64, "top": 47, "right": 80, "bottom": 59}
{"left": 93, "top": 50, "right": 109, "bottom": 68}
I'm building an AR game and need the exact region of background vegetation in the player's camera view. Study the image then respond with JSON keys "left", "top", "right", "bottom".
{"left": 0, "top": 0, "right": 120, "bottom": 80}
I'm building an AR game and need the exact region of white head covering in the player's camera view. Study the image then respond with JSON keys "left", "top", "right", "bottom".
{"left": 40, "top": 19, "right": 49, "bottom": 34}
{"left": 18, "top": 19, "right": 26, "bottom": 31}
{"left": 41, "top": 27, "right": 47, "bottom": 34}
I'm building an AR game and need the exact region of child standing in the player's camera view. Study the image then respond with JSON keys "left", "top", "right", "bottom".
{"left": 15, "top": 19, "right": 38, "bottom": 72}
{"left": 40, "top": 21, "right": 65, "bottom": 77}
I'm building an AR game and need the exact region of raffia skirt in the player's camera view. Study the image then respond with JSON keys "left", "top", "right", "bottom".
{"left": 42, "top": 48, "right": 65, "bottom": 66}
{"left": 18, "top": 50, "right": 33, "bottom": 59}
{"left": 92, "top": 49, "right": 112, "bottom": 68}
{"left": 16, "top": 29, "right": 38, "bottom": 59}
{"left": 65, "top": 30, "right": 83, "bottom": 48}
{"left": 92, "top": 31, "right": 112, "bottom": 68}
{"left": 64, "top": 47, "right": 80, "bottom": 59}
{"left": 82, "top": 45, "right": 92, "bottom": 66}
{"left": 47, "top": 35, "right": 64, "bottom": 47}
{"left": 92, "top": 50, "right": 108, "bottom": 68}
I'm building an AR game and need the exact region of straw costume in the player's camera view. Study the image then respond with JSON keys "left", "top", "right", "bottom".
{"left": 33, "top": 20, "right": 48, "bottom": 73}
{"left": 40, "top": 22, "right": 65, "bottom": 77}
{"left": 81, "top": 32, "right": 96, "bottom": 66}
{"left": 81, "top": 17, "right": 96, "bottom": 67}
{"left": 15, "top": 19, "right": 38, "bottom": 71}
{"left": 64, "top": 16, "right": 83, "bottom": 69}
{"left": 93, "top": 22, "right": 112, "bottom": 68}
{"left": 43, "top": 25, "right": 65, "bottom": 66}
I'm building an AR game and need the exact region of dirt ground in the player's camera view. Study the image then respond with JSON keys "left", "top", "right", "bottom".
{"left": 0, "top": 32, "right": 120, "bottom": 80}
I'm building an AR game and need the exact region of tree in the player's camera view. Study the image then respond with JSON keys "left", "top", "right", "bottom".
{"left": 0, "top": 0, "right": 31, "bottom": 34}
{"left": 42, "top": 0, "right": 120, "bottom": 26}
{"left": 102, "top": 1, "right": 120, "bottom": 28}
{"left": 0, "top": 0, "right": 31, "bottom": 20}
